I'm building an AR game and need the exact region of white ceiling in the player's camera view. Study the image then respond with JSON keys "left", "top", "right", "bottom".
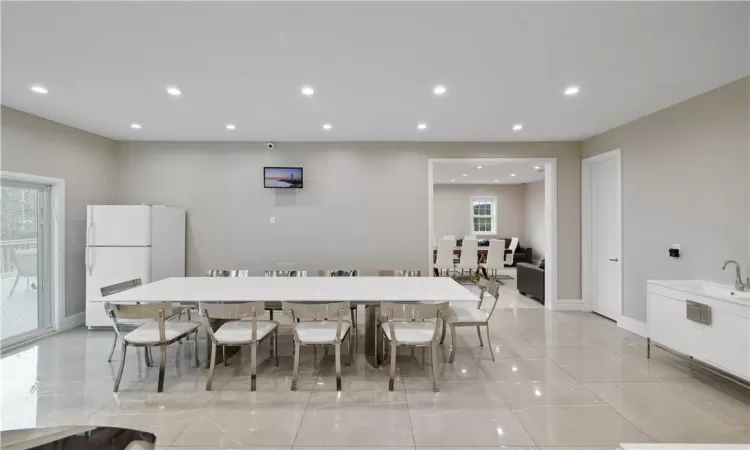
{"left": 433, "top": 160, "right": 548, "bottom": 185}
{"left": 2, "top": 2, "right": 748, "bottom": 142}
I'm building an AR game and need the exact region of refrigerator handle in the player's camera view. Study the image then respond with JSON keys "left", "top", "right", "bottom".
{"left": 86, "top": 221, "right": 94, "bottom": 275}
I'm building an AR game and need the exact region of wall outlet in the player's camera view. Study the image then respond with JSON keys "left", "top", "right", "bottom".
{"left": 269, "top": 216, "right": 275, "bottom": 224}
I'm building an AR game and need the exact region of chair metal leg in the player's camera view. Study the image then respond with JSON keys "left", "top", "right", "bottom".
{"left": 313, "top": 345, "right": 318, "bottom": 367}
{"left": 440, "top": 320, "right": 447, "bottom": 344}
{"left": 431, "top": 341, "right": 440, "bottom": 393}
{"left": 476, "top": 326, "right": 484, "bottom": 347}
{"left": 113, "top": 343, "right": 127, "bottom": 392}
{"left": 335, "top": 343, "right": 342, "bottom": 391}
{"left": 223, "top": 346, "right": 228, "bottom": 366}
{"left": 449, "top": 324, "right": 457, "bottom": 363}
{"left": 291, "top": 340, "right": 301, "bottom": 391}
{"left": 388, "top": 342, "right": 397, "bottom": 391}
{"left": 421, "top": 347, "right": 426, "bottom": 366}
{"left": 347, "top": 331, "right": 353, "bottom": 366}
{"left": 251, "top": 341, "right": 258, "bottom": 392}
{"left": 107, "top": 334, "right": 118, "bottom": 362}
{"left": 145, "top": 347, "right": 152, "bottom": 367}
{"left": 274, "top": 329, "right": 279, "bottom": 367}
{"left": 206, "top": 341, "right": 217, "bottom": 390}
{"left": 157, "top": 344, "right": 167, "bottom": 392}
{"left": 484, "top": 325, "right": 495, "bottom": 362}
{"left": 194, "top": 332, "right": 200, "bottom": 367}
{"left": 269, "top": 309, "right": 273, "bottom": 320}
{"left": 8, "top": 273, "right": 21, "bottom": 296}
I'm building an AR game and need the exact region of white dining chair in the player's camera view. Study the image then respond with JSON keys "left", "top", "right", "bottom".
{"left": 434, "top": 239, "right": 456, "bottom": 277}
{"left": 455, "top": 237, "right": 479, "bottom": 278}
{"left": 199, "top": 302, "right": 279, "bottom": 391}
{"left": 319, "top": 270, "right": 360, "bottom": 348}
{"left": 381, "top": 301, "right": 448, "bottom": 392}
{"left": 505, "top": 237, "right": 519, "bottom": 266}
{"left": 378, "top": 270, "right": 422, "bottom": 277}
{"left": 9, "top": 248, "right": 37, "bottom": 296}
{"left": 441, "top": 280, "right": 500, "bottom": 362}
{"left": 480, "top": 239, "right": 506, "bottom": 280}
{"left": 101, "top": 279, "right": 147, "bottom": 363}
{"left": 105, "top": 301, "right": 201, "bottom": 392}
{"left": 283, "top": 301, "right": 353, "bottom": 391}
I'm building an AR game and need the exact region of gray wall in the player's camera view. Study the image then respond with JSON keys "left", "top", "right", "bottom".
{"left": 582, "top": 77, "right": 750, "bottom": 322}
{"left": 1, "top": 106, "right": 118, "bottom": 317}
{"left": 433, "top": 184, "right": 525, "bottom": 243}
{"left": 523, "top": 181, "right": 546, "bottom": 262}
{"left": 116, "top": 142, "right": 582, "bottom": 299}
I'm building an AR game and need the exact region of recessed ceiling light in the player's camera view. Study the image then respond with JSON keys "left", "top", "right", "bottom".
{"left": 301, "top": 85, "right": 315, "bottom": 96}
{"left": 462, "top": 173, "right": 468, "bottom": 177}
{"left": 511, "top": 173, "right": 517, "bottom": 177}
{"left": 564, "top": 85, "right": 580, "bottom": 96}
{"left": 166, "top": 86, "right": 181, "bottom": 97}
{"left": 494, "top": 179, "right": 499, "bottom": 183}
{"left": 534, "top": 165, "right": 541, "bottom": 170}
{"left": 476, "top": 165, "right": 483, "bottom": 169}
{"left": 30, "top": 85, "right": 48, "bottom": 94}
{"left": 433, "top": 84, "right": 447, "bottom": 95}
{"left": 322, "top": 123, "right": 332, "bottom": 131}
{"left": 417, "top": 122, "right": 427, "bottom": 130}
{"left": 451, "top": 179, "right": 456, "bottom": 182}
{"left": 512, "top": 123, "right": 524, "bottom": 131}
{"left": 130, "top": 123, "right": 142, "bottom": 129}
{"left": 225, "top": 124, "right": 236, "bottom": 130}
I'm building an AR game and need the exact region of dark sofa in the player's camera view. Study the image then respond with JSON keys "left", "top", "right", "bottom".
{"left": 517, "top": 262, "right": 545, "bottom": 304}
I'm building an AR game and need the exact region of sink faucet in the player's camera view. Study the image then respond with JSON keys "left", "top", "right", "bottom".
{"left": 722, "top": 260, "right": 747, "bottom": 291}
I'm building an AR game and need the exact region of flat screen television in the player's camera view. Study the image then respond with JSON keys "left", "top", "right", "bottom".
{"left": 264, "top": 167, "right": 303, "bottom": 188}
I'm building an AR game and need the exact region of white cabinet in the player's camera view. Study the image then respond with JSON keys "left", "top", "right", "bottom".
{"left": 701, "top": 310, "right": 750, "bottom": 378}
{"left": 647, "top": 281, "right": 750, "bottom": 382}
{"left": 647, "top": 293, "right": 701, "bottom": 356}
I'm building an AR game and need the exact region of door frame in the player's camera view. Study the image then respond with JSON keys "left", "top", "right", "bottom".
{"left": 1, "top": 171, "right": 65, "bottom": 350}
{"left": 581, "top": 149, "right": 622, "bottom": 319}
{"left": 427, "top": 157, "right": 558, "bottom": 309}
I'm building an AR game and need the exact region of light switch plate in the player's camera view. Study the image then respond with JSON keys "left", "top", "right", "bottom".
{"left": 672, "top": 244, "right": 680, "bottom": 250}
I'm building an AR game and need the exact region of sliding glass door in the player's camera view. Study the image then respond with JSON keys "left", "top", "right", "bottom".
{"left": 0, "top": 179, "right": 52, "bottom": 348}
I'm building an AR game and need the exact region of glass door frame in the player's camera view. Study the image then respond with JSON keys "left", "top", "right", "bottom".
{"left": 1, "top": 172, "right": 65, "bottom": 351}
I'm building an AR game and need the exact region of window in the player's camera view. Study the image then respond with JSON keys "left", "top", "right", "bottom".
{"left": 470, "top": 197, "right": 496, "bottom": 235}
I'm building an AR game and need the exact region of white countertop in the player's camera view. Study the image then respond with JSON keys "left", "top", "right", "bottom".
{"left": 647, "top": 279, "right": 750, "bottom": 306}
{"left": 98, "top": 276, "right": 480, "bottom": 304}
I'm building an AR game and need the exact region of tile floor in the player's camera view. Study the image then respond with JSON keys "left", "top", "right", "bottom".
{"left": 1, "top": 272, "right": 749, "bottom": 449}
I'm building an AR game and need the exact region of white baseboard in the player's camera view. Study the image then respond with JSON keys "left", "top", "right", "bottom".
{"left": 552, "top": 299, "right": 590, "bottom": 311}
{"left": 59, "top": 312, "right": 85, "bottom": 331}
{"left": 617, "top": 315, "right": 647, "bottom": 337}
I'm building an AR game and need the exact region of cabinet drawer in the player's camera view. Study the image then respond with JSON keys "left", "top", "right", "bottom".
{"left": 648, "top": 293, "right": 701, "bottom": 356}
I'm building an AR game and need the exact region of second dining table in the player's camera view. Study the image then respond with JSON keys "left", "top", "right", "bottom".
{"left": 97, "top": 275, "right": 480, "bottom": 367}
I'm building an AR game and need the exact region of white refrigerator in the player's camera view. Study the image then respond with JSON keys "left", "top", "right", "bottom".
{"left": 85, "top": 205, "right": 186, "bottom": 328}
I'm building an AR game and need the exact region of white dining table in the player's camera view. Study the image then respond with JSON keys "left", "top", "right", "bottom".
{"left": 99, "top": 276, "right": 480, "bottom": 367}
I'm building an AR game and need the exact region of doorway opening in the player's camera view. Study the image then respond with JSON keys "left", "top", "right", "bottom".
{"left": 427, "top": 158, "right": 558, "bottom": 309}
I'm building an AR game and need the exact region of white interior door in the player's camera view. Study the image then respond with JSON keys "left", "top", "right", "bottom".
{"left": 590, "top": 152, "right": 622, "bottom": 320}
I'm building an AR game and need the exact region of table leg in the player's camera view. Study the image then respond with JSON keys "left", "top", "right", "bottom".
{"left": 364, "top": 305, "right": 384, "bottom": 368}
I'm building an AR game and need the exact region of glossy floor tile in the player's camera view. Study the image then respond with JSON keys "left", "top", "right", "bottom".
{"left": 2, "top": 275, "right": 748, "bottom": 448}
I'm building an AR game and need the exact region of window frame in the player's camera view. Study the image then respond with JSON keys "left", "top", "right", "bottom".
{"left": 469, "top": 196, "right": 497, "bottom": 236}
